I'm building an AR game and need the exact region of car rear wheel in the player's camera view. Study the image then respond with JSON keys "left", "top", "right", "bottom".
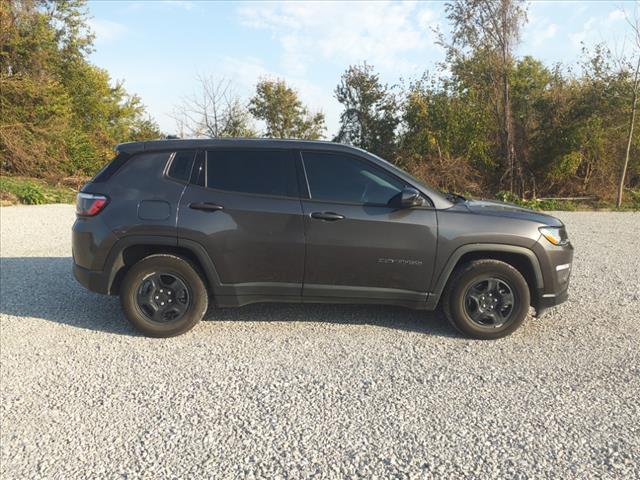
{"left": 120, "top": 254, "right": 208, "bottom": 337}
{"left": 443, "top": 259, "right": 530, "bottom": 339}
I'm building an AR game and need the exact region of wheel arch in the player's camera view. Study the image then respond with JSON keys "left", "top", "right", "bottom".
{"left": 104, "top": 236, "right": 221, "bottom": 295}
{"left": 427, "top": 244, "right": 543, "bottom": 309}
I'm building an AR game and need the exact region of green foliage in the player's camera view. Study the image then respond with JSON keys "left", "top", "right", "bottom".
{"left": 16, "top": 183, "right": 45, "bottom": 204}
{"left": 0, "top": 0, "right": 161, "bottom": 178}
{"left": 334, "top": 63, "right": 399, "bottom": 159}
{"left": 495, "top": 191, "right": 539, "bottom": 209}
{"left": 399, "top": 72, "right": 494, "bottom": 171}
{"left": 249, "top": 79, "right": 325, "bottom": 139}
{"left": 627, "top": 189, "right": 640, "bottom": 209}
{"left": 547, "top": 151, "right": 582, "bottom": 181}
{"left": 0, "top": 176, "right": 77, "bottom": 204}
{"left": 393, "top": 29, "right": 639, "bottom": 202}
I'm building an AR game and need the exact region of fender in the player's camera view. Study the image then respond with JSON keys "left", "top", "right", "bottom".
{"left": 425, "top": 243, "right": 544, "bottom": 310}
{"left": 102, "top": 235, "right": 222, "bottom": 294}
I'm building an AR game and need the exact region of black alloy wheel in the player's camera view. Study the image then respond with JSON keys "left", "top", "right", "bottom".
{"left": 135, "top": 272, "right": 191, "bottom": 323}
{"left": 120, "top": 254, "right": 208, "bottom": 337}
{"left": 442, "top": 259, "right": 531, "bottom": 340}
{"left": 463, "top": 277, "right": 516, "bottom": 328}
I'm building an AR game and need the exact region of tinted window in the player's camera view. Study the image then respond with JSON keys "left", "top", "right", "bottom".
{"left": 302, "top": 152, "right": 404, "bottom": 205}
{"left": 167, "top": 150, "right": 196, "bottom": 182}
{"left": 206, "top": 150, "right": 296, "bottom": 197}
{"left": 113, "top": 152, "right": 172, "bottom": 187}
{"left": 92, "top": 153, "right": 130, "bottom": 183}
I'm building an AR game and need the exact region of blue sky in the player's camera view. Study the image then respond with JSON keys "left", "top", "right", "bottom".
{"left": 86, "top": 1, "right": 638, "bottom": 136}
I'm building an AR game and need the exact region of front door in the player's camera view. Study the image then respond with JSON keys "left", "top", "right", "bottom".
{"left": 299, "top": 151, "right": 437, "bottom": 303}
{"left": 178, "top": 149, "right": 305, "bottom": 299}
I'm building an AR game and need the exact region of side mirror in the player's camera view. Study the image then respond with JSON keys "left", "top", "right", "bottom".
{"left": 400, "top": 187, "right": 424, "bottom": 208}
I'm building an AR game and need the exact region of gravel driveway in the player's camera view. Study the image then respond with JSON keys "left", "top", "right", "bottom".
{"left": 1, "top": 205, "right": 639, "bottom": 479}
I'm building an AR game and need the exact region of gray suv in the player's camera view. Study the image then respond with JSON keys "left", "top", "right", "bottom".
{"left": 72, "top": 139, "right": 573, "bottom": 339}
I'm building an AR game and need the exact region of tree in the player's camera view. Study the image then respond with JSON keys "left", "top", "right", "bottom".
{"left": 397, "top": 73, "right": 491, "bottom": 195}
{"left": 510, "top": 56, "right": 553, "bottom": 197}
{"left": 172, "top": 75, "right": 256, "bottom": 138}
{"left": 445, "top": 0, "right": 528, "bottom": 194}
{"left": 249, "top": 78, "right": 325, "bottom": 139}
{"left": 334, "top": 63, "right": 399, "bottom": 159}
{"left": 617, "top": 9, "right": 640, "bottom": 207}
{"left": 0, "top": 0, "right": 160, "bottom": 177}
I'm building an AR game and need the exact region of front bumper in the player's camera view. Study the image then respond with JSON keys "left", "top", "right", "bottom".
{"left": 534, "top": 287, "right": 569, "bottom": 316}
{"left": 532, "top": 239, "right": 573, "bottom": 316}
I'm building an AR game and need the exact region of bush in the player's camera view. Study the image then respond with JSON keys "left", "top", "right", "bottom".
{"left": 495, "top": 191, "right": 540, "bottom": 210}
{"left": 16, "top": 184, "right": 46, "bottom": 205}
{"left": 0, "top": 176, "right": 76, "bottom": 205}
{"left": 628, "top": 189, "right": 640, "bottom": 209}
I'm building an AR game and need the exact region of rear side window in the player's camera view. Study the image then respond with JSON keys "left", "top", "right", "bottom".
{"left": 206, "top": 149, "right": 297, "bottom": 197}
{"left": 91, "top": 153, "right": 130, "bottom": 183}
{"left": 112, "top": 152, "right": 172, "bottom": 187}
{"left": 302, "top": 151, "right": 404, "bottom": 205}
{"left": 167, "top": 150, "right": 196, "bottom": 182}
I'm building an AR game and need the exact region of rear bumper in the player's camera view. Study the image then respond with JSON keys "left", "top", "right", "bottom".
{"left": 73, "top": 263, "right": 110, "bottom": 294}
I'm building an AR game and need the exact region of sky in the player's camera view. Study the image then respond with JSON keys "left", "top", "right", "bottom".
{"left": 86, "top": 0, "right": 638, "bottom": 136}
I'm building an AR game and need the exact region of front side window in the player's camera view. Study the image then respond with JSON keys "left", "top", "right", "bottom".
{"left": 206, "top": 150, "right": 296, "bottom": 197}
{"left": 302, "top": 151, "right": 404, "bottom": 205}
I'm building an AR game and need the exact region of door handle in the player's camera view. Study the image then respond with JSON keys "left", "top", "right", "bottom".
{"left": 310, "top": 211, "right": 345, "bottom": 221}
{"left": 189, "top": 202, "right": 224, "bottom": 212}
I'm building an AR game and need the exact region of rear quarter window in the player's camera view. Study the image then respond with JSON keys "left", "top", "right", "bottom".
{"left": 91, "top": 153, "right": 130, "bottom": 183}
{"left": 111, "top": 152, "right": 173, "bottom": 188}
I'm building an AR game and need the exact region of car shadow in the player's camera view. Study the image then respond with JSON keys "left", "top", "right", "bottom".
{"left": 0, "top": 257, "right": 457, "bottom": 338}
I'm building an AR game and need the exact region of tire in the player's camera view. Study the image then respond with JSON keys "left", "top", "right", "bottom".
{"left": 442, "top": 259, "right": 530, "bottom": 340}
{"left": 120, "top": 254, "right": 208, "bottom": 337}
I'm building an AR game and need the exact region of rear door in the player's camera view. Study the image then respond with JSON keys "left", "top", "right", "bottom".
{"left": 177, "top": 149, "right": 305, "bottom": 299}
{"left": 299, "top": 150, "right": 438, "bottom": 304}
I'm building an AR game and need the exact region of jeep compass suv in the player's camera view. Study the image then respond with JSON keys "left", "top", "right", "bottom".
{"left": 72, "top": 139, "right": 572, "bottom": 339}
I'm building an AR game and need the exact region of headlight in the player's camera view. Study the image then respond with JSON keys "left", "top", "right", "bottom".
{"left": 539, "top": 226, "right": 569, "bottom": 246}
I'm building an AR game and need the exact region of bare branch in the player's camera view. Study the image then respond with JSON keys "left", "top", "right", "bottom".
{"left": 170, "top": 75, "right": 255, "bottom": 138}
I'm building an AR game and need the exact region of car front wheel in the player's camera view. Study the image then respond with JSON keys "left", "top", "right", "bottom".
{"left": 120, "top": 254, "right": 208, "bottom": 337}
{"left": 443, "top": 259, "right": 530, "bottom": 339}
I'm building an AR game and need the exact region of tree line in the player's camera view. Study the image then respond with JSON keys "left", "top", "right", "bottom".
{"left": 0, "top": 0, "right": 161, "bottom": 179}
{"left": 2, "top": 0, "right": 639, "bottom": 205}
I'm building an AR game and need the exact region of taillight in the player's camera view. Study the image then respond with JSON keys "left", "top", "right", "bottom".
{"left": 76, "top": 192, "right": 108, "bottom": 216}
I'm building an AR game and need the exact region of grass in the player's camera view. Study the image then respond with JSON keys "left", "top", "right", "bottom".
{"left": 0, "top": 176, "right": 79, "bottom": 205}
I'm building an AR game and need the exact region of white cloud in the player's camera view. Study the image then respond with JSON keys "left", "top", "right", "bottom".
{"left": 606, "top": 9, "right": 626, "bottom": 25}
{"left": 215, "top": 56, "right": 334, "bottom": 117}
{"left": 87, "top": 18, "right": 127, "bottom": 44}
{"left": 234, "top": 1, "right": 443, "bottom": 136}
{"left": 569, "top": 17, "right": 596, "bottom": 49}
{"left": 237, "top": 1, "right": 439, "bottom": 77}
{"left": 417, "top": 8, "right": 435, "bottom": 31}
{"left": 532, "top": 23, "right": 557, "bottom": 46}
{"left": 523, "top": 9, "right": 559, "bottom": 49}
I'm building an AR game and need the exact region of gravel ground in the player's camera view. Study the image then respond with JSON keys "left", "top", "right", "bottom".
{"left": 1, "top": 204, "right": 639, "bottom": 479}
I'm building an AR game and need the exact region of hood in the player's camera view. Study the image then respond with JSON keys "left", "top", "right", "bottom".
{"left": 464, "top": 199, "right": 563, "bottom": 227}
